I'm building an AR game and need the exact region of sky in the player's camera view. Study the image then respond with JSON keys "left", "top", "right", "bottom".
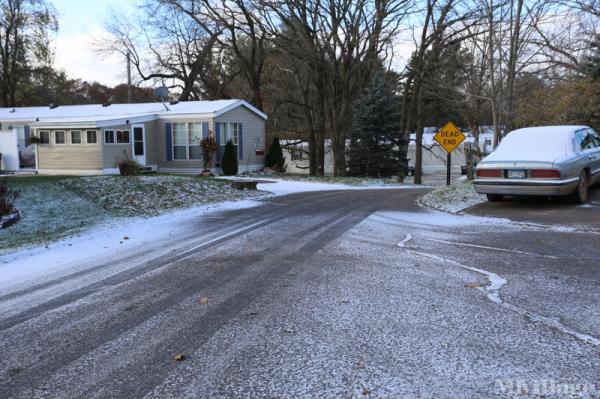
{"left": 52, "top": 0, "right": 139, "bottom": 86}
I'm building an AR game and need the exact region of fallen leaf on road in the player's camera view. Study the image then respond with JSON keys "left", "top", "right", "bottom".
{"left": 247, "top": 311, "right": 259, "bottom": 316}
{"left": 362, "top": 387, "right": 370, "bottom": 396}
{"left": 282, "top": 328, "right": 295, "bottom": 334}
{"left": 174, "top": 354, "right": 186, "bottom": 362}
{"left": 123, "top": 236, "right": 130, "bottom": 240}
{"left": 464, "top": 282, "right": 482, "bottom": 288}
{"left": 355, "top": 361, "right": 365, "bottom": 370}
{"left": 199, "top": 297, "right": 209, "bottom": 305}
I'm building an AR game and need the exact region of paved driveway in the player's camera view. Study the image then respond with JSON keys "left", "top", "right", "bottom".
{"left": 466, "top": 184, "right": 600, "bottom": 229}
{"left": 0, "top": 189, "right": 599, "bottom": 398}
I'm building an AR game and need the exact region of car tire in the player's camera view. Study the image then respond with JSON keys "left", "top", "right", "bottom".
{"left": 571, "top": 171, "right": 589, "bottom": 204}
{"left": 486, "top": 194, "right": 503, "bottom": 202}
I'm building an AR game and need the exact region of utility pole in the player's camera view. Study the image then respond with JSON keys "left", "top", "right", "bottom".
{"left": 127, "top": 51, "right": 132, "bottom": 104}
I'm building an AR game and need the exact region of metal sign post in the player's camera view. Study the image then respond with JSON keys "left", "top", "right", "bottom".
{"left": 447, "top": 153, "right": 451, "bottom": 186}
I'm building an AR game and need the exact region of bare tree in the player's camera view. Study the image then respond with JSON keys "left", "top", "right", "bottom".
{"left": 0, "top": 0, "right": 57, "bottom": 106}
{"left": 103, "top": 2, "right": 228, "bottom": 100}
{"left": 261, "top": 0, "right": 412, "bottom": 176}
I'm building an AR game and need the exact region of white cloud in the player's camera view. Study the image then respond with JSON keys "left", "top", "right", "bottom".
{"left": 54, "top": 28, "right": 127, "bottom": 86}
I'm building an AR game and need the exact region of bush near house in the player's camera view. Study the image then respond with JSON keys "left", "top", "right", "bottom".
{"left": 0, "top": 179, "right": 18, "bottom": 217}
{"left": 265, "top": 136, "right": 286, "bottom": 172}
{"left": 221, "top": 140, "right": 238, "bottom": 176}
{"left": 116, "top": 151, "right": 141, "bottom": 176}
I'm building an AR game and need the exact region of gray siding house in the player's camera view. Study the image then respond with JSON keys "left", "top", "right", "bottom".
{"left": 0, "top": 100, "right": 266, "bottom": 175}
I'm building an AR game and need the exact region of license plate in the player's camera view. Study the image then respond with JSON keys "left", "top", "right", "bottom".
{"left": 507, "top": 169, "right": 526, "bottom": 179}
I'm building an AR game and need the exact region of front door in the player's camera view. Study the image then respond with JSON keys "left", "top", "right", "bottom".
{"left": 132, "top": 124, "right": 146, "bottom": 166}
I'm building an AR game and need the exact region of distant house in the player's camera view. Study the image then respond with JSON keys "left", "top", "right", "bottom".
{"left": 0, "top": 99, "right": 266, "bottom": 175}
{"left": 282, "top": 128, "right": 496, "bottom": 176}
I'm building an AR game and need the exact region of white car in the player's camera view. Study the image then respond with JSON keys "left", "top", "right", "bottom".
{"left": 474, "top": 126, "right": 600, "bottom": 203}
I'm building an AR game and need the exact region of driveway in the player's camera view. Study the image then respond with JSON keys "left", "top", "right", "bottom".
{"left": 0, "top": 188, "right": 599, "bottom": 398}
{"left": 466, "top": 184, "right": 600, "bottom": 229}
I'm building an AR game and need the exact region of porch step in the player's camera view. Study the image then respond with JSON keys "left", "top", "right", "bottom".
{"left": 139, "top": 166, "right": 157, "bottom": 174}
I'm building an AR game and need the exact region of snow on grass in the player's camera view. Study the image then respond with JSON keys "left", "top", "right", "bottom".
{"left": 61, "top": 175, "right": 267, "bottom": 216}
{"left": 418, "top": 180, "right": 486, "bottom": 214}
{"left": 0, "top": 176, "right": 109, "bottom": 250}
{"left": 0, "top": 175, "right": 266, "bottom": 252}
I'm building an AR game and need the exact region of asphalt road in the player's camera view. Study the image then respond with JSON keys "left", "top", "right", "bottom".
{"left": 1, "top": 188, "right": 599, "bottom": 398}
{"left": 466, "top": 184, "right": 600, "bottom": 228}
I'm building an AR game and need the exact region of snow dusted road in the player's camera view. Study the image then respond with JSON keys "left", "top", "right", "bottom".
{"left": 1, "top": 188, "right": 599, "bottom": 398}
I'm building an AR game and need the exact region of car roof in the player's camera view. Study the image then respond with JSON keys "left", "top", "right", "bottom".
{"left": 510, "top": 125, "right": 589, "bottom": 136}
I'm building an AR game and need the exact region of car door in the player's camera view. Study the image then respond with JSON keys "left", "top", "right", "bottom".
{"left": 587, "top": 129, "right": 600, "bottom": 184}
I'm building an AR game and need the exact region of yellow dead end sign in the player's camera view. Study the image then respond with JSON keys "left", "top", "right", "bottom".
{"left": 434, "top": 121, "right": 466, "bottom": 185}
{"left": 434, "top": 121, "right": 466, "bottom": 154}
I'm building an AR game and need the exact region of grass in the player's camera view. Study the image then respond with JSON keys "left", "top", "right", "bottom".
{"left": 0, "top": 174, "right": 265, "bottom": 252}
{"left": 0, "top": 176, "right": 110, "bottom": 250}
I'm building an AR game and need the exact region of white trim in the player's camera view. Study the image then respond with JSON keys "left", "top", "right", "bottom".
{"left": 131, "top": 123, "right": 147, "bottom": 166}
{"left": 156, "top": 114, "right": 215, "bottom": 121}
{"left": 103, "top": 168, "right": 120, "bottom": 175}
{"left": 214, "top": 99, "right": 267, "bottom": 120}
{"left": 37, "top": 169, "right": 103, "bottom": 176}
{"left": 95, "top": 114, "right": 157, "bottom": 128}
{"left": 157, "top": 167, "right": 201, "bottom": 175}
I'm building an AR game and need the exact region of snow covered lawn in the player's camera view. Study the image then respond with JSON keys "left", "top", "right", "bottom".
{"left": 0, "top": 175, "right": 266, "bottom": 251}
{"left": 419, "top": 180, "right": 486, "bottom": 213}
{"left": 62, "top": 175, "right": 267, "bottom": 216}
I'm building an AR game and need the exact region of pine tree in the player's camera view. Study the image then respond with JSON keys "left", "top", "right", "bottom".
{"left": 584, "top": 34, "right": 600, "bottom": 80}
{"left": 348, "top": 71, "right": 403, "bottom": 178}
{"left": 221, "top": 140, "right": 238, "bottom": 176}
{"left": 265, "top": 136, "right": 286, "bottom": 172}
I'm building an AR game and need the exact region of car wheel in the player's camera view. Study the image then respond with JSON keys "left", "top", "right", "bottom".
{"left": 486, "top": 194, "right": 503, "bottom": 202}
{"left": 571, "top": 171, "right": 589, "bottom": 203}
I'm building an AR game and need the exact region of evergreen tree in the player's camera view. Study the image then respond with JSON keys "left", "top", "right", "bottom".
{"left": 348, "top": 71, "right": 403, "bottom": 177}
{"left": 265, "top": 136, "right": 286, "bottom": 172}
{"left": 221, "top": 140, "right": 238, "bottom": 175}
{"left": 584, "top": 34, "right": 600, "bottom": 80}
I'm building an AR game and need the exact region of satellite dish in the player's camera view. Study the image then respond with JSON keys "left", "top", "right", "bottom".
{"left": 154, "top": 86, "right": 169, "bottom": 101}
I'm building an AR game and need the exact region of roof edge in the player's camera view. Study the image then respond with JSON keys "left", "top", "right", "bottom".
{"left": 214, "top": 100, "right": 268, "bottom": 120}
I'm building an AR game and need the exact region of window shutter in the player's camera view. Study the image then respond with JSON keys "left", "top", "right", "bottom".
{"left": 24, "top": 126, "right": 30, "bottom": 146}
{"left": 215, "top": 122, "right": 221, "bottom": 163}
{"left": 165, "top": 123, "right": 173, "bottom": 161}
{"left": 202, "top": 122, "right": 209, "bottom": 139}
{"left": 238, "top": 124, "right": 243, "bottom": 160}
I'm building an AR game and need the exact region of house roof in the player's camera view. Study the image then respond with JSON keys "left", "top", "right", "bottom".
{"left": 0, "top": 99, "right": 267, "bottom": 127}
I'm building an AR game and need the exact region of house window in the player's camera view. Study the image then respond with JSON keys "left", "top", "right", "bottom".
{"left": 116, "top": 130, "right": 130, "bottom": 144}
{"left": 71, "top": 130, "right": 82, "bottom": 144}
{"left": 291, "top": 145, "right": 307, "bottom": 160}
{"left": 189, "top": 122, "right": 203, "bottom": 159}
{"left": 172, "top": 122, "right": 204, "bottom": 160}
{"left": 87, "top": 130, "right": 98, "bottom": 144}
{"left": 173, "top": 123, "right": 188, "bottom": 160}
{"left": 218, "top": 122, "right": 239, "bottom": 156}
{"left": 104, "top": 130, "right": 115, "bottom": 144}
{"left": 39, "top": 131, "right": 50, "bottom": 144}
{"left": 55, "top": 131, "right": 66, "bottom": 145}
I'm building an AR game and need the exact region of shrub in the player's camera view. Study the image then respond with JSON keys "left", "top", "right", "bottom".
{"left": 116, "top": 151, "right": 140, "bottom": 176}
{"left": 265, "top": 136, "right": 286, "bottom": 172}
{"left": 0, "top": 179, "right": 18, "bottom": 217}
{"left": 221, "top": 140, "right": 238, "bottom": 176}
